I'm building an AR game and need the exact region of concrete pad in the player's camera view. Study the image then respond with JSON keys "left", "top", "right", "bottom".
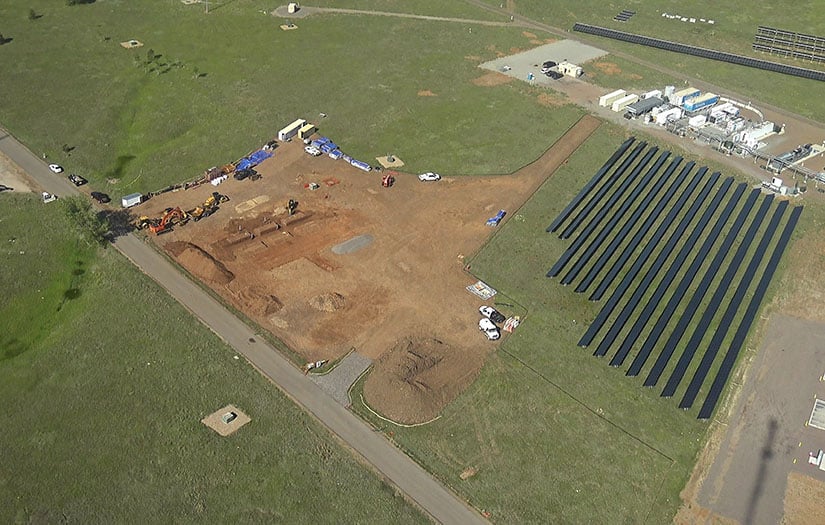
{"left": 376, "top": 155, "right": 405, "bottom": 169}
{"left": 332, "top": 234, "right": 373, "bottom": 255}
{"left": 201, "top": 404, "right": 251, "bottom": 436}
{"left": 480, "top": 40, "right": 607, "bottom": 88}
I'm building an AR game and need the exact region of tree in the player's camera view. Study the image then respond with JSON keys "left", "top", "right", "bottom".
{"left": 62, "top": 196, "right": 110, "bottom": 247}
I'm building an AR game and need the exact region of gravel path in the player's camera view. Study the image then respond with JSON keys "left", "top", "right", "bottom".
{"left": 310, "top": 352, "right": 373, "bottom": 407}
{"left": 273, "top": 4, "right": 516, "bottom": 27}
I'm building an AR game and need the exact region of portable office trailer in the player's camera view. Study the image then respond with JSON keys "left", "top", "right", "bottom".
{"left": 122, "top": 193, "right": 143, "bottom": 208}
{"left": 278, "top": 118, "right": 307, "bottom": 141}
{"left": 611, "top": 94, "right": 638, "bottom": 112}
{"left": 298, "top": 123, "right": 316, "bottom": 140}
{"left": 655, "top": 107, "right": 682, "bottom": 125}
{"left": 557, "top": 61, "right": 583, "bottom": 77}
{"left": 641, "top": 89, "right": 662, "bottom": 100}
{"left": 598, "top": 89, "right": 626, "bottom": 107}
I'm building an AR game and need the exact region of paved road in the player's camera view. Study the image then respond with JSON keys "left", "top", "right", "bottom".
{"left": 0, "top": 126, "right": 486, "bottom": 525}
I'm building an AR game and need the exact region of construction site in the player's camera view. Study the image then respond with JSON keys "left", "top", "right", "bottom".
{"left": 129, "top": 116, "right": 601, "bottom": 423}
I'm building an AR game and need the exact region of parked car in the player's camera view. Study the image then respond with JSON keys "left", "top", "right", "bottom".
{"left": 42, "top": 191, "right": 58, "bottom": 203}
{"left": 0, "top": 184, "right": 12, "bottom": 192}
{"left": 90, "top": 191, "right": 111, "bottom": 204}
{"left": 479, "top": 305, "right": 506, "bottom": 324}
{"left": 545, "top": 71, "right": 564, "bottom": 80}
{"left": 68, "top": 174, "right": 87, "bottom": 186}
{"left": 418, "top": 172, "right": 441, "bottom": 182}
{"left": 540, "top": 60, "right": 557, "bottom": 73}
{"left": 304, "top": 145, "right": 322, "bottom": 156}
{"left": 479, "top": 318, "right": 501, "bottom": 341}
{"left": 234, "top": 168, "right": 257, "bottom": 181}
{"left": 48, "top": 164, "right": 64, "bottom": 173}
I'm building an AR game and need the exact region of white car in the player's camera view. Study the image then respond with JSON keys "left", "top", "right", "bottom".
{"left": 479, "top": 318, "right": 500, "bottom": 341}
{"left": 304, "top": 145, "right": 322, "bottom": 156}
{"left": 42, "top": 191, "right": 58, "bottom": 203}
{"left": 418, "top": 172, "right": 441, "bottom": 182}
{"left": 48, "top": 164, "right": 64, "bottom": 173}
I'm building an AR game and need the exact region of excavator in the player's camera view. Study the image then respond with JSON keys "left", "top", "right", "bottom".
{"left": 149, "top": 207, "right": 189, "bottom": 234}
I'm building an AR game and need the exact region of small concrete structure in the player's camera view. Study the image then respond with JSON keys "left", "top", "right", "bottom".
{"left": 287, "top": 2, "right": 300, "bottom": 13}
{"left": 201, "top": 404, "right": 251, "bottom": 436}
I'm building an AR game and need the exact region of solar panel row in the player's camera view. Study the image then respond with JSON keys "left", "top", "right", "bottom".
{"left": 591, "top": 162, "right": 701, "bottom": 300}
{"left": 546, "top": 138, "right": 635, "bottom": 233}
{"left": 573, "top": 23, "right": 825, "bottom": 82}
{"left": 698, "top": 205, "right": 803, "bottom": 419}
{"left": 753, "top": 35, "right": 825, "bottom": 56}
{"left": 660, "top": 189, "right": 765, "bottom": 397}
{"left": 578, "top": 169, "right": 718, "bottom": 348}
{"left": 594, "top": 176, "right": 736, "bottom": 358}
{"left": 757, "top": 25, "right": 825, "bottom": 47}
{"left": 575, "top": 157, "right": 684, "bottom": 294}
{"left": 678, "top": 199, "right": 786, "bottom": 408}
{"left": 560, "top": 149, "right": 667, "bottom": 285}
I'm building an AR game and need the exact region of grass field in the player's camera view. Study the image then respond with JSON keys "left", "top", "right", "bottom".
{"left": 0, "top": 0, "right": 581, "bottom": 199}
{"left": 350, "top": 119, "right": 811, "bottom": 522}
{"left": 0, "top": 193, "right": 426, "bottom": 523}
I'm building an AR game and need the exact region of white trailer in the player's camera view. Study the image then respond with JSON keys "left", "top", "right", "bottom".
{"left": 278, "top": 118, "right": 307, "bottom": 141}
{"left": 611, "top": 94, "right": 638, "bottom": 112}
{"left": 122, "top": 192, "right": 143, "bottom": 208}
{"left": 655, "top": 107, "right": 682, "bottom": 125}
{"left": 599, "top": 89, "right": 626, "bottom": 107}
{"left": 641, "top": 89, "right": 662, "bottom": 100}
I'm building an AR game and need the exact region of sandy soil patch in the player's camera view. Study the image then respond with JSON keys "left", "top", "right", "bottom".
{"left": 417, "top": 90, "right": 437, "bottom": 97}
{"left": 472, "top": 72, "right": 513, "bottom": 87}
{"left": 0, "top": 151, "right": 36, "bottom": 192}
{"left": 201, "top": 405, "right": 251, "bottom": 436}
{"left": 593, "top": 62, "right": 622, "bottom": 76}
{"left": 522, "top": 31, "right": 537, "bottom": 39}
{"left": 465, "top": 55, "right": 482, "bottom": 61}
{"left": 537, "top": 92, "right": 567, "bottom": 107}
{"left": 782, "top": 472, "right": 825, "bottom": 524}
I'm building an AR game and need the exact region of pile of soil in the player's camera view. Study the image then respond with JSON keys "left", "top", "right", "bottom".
{"left": 166, "top": 241, "right": 235, "bottom": 285}
{"left": 364, "top": 337, "right": 483, "bottom": 424}
{"left": 309, "top": 292, "right": 346, "bottom": 312}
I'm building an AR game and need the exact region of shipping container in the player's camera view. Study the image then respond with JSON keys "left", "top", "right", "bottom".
{"left": 122, "top": 193, "right": 143, "bottom": 208}
{"left": 278, "top": 118, "right": 307, "bottom": 141}
{"left": 669, "top": 87, "right": 700, "bottom": 106}
{"left": 683, "top": 93, "right": 719, "bottom": 112}
{"left": 611, "top": 94, "right": 639, "bottom": 112}
{"left": 598, "top": 89, "right": 626, "bottom": 107}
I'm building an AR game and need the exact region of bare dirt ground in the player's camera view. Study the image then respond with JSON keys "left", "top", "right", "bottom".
{"left": 0, "top": 151, "right": 36, "bottom": 192}
{"left": 137, "top": 116, "right": 601, "bottom": 423}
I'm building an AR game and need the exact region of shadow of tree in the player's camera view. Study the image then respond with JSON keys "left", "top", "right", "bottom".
{"left": 100, "top": 208, "right": 137, "bottom": 240}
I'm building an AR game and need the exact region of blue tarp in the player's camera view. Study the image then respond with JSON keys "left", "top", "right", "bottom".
{"left": 235, "top": 158, "right": 253, "bottom": 171}
{"left": 248, "top": 149, "right": 273, "bottom": 164}
{"left": 328, "top": 149, "right": 343, "bottom": 160}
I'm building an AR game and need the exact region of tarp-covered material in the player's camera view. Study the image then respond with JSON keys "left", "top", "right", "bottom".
{"left": 350, "top": 159, "right": 372, "bottom": 172}
{"left": 248, "top": 149, "right": 273, "bottom": 164}
{"left": 329, "top": 149, "right": 343, "bottom": 160}
{"left": 236, "top": 158, "right": 253, "bottom": 171}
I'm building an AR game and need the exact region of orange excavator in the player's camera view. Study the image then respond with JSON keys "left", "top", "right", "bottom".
{"left": 149, "top": 207, "right": 189, "bottom": 234}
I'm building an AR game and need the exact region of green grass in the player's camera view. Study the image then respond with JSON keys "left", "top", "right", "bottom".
{"left": 582, "top": 54, "right": 682, "bottom": 91}
{"left": 0, "top": 0, "right": 581, "bottom": 199}
{"left": 0, "top": 193, "right": 426, "bottom": 523}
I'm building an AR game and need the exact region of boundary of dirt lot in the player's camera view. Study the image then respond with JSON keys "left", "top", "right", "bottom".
{"left": 133, "top": 231, "right": 307, "bottom": 367}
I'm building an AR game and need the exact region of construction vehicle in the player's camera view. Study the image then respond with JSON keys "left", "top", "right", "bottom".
{"left": 204, "top": 191, "right": 229, "bottom": 208}
{"left": 381, "top": 173, "right": 395, "bottom": 188}
{"left": 189, "top": 192, "right": 228, "bottom": 221}
{"left": 149, "top": 207, "right": 189, "bottom": 234}
{"left": 135, "top": 215, "right": 158, "bottom": 230}
{"left": 287, "top": 199, "right": 298, "bottom": 216}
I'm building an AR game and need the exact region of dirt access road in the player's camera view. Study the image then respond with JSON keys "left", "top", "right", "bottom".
{"left": 0, "top": 125, "right": 488, "bottom": 525}
{"left": 138, "top": 116, "right": 601, "bottom": 424}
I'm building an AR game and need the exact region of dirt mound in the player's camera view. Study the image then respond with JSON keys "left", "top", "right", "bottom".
{"left": 310, "top": 292, "right": 346, "bottom": 312}
{"left": 364, "top": 337, "right": 483, "bottom": 424}
{"left": 166, "top": 241, "right": 235, "bottom": 285}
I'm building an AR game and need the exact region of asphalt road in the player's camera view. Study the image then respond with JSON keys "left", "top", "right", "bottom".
{"left": 0, "top": 126, "right": 487, "bottom": 525}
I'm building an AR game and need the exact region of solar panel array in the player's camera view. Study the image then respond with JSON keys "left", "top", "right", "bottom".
{"left": 614, "top": 10, "right": 636, "bottom": 23}
{"left": 753, "top": 26, "right": 825, "bottom": 64}
{"left": 573, "top": 23, "right": 825, "bottom": 82}
{"left": 546, "top": 138, "right": 802, "bottom": 419}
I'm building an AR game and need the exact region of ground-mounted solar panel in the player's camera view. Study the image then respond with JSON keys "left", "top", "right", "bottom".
{"left": 678, "top": 199, "right": 788, "bottom": 407}
{"left": 575, "top": 156, "right": 684, "bottom": 294}
{"left": 560, "top": 142, "right": 648, "bottom": 240}
{"left": 573, "top": 23, "right": 825, "bottom": 82}
{"left": 561, "top": 149, "right": 667, "bottom": 285}
{"left": 547, "top": 137, "right": 635, "bottom": 233}
{"left": 697, "top": 205, "right": 803, "bottom": 419}
{"left": 627, "top": 191, "right": 770, "bottom": 376}
{"left": 589, "top": 162, "right": 699, "bottom": 300}
{"left": 661, "top": 188, "right": 761, "bottom": 397}
{"left": 578, "top": 171, "right": 719, "bottom": 348}
{"left": 595, "top": 178, "right": 741, "bottom": 358}
{"left": 609, "top": 187, "right": 761, "bottom": 368}
{"left": 643, "top": 182, "right": 747, "bottom": 386}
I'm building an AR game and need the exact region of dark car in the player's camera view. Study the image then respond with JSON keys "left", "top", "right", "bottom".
{"left": 90, "top": 191, "right": 111, "bottom": 204}
{"left": 545, "top": 71, "right": 564, "bottom": 80}
{"left": 540, "top": 60, "right": 557, "bottom": 73}
{"left": 234, "top": 168, "right": 258, "bottom": 181}
{"left": 0, "top": 184, "right": 12, "bottom": 192}
{"left": 68, "top": 174, "right": 88, "bottom": 186}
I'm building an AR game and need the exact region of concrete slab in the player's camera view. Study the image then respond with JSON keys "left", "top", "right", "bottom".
{"left": 332, "top": 234, "right": 373, "bottom": 255}
{"left": 480, "top": 40, "right": 607, "bottom": 87}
